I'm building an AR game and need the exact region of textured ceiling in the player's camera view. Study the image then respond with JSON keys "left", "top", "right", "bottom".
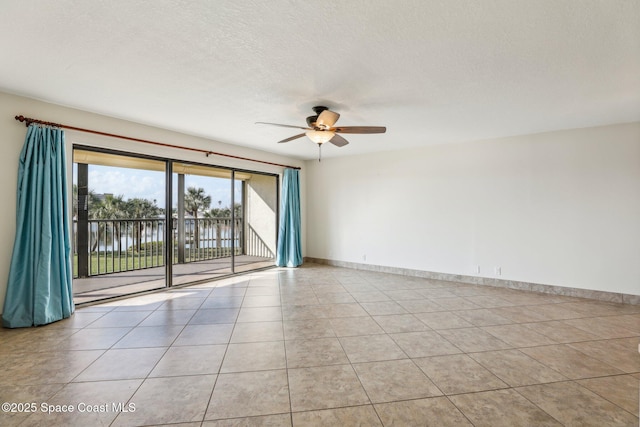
{"left": 1, "top": 0, "right": 639, "bottom": 160}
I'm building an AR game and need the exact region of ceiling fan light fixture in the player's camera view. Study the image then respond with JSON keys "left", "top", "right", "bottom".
{"left": 306, "top": 130, "right": 335, "bottom": 144}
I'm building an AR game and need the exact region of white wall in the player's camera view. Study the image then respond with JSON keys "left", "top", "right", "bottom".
{"left": 246, "top": 173, "right": 278, "bottom": 256}
{"left": 306, "top": 123, "right": 640, "bottom": 296}
{"left": 0, "top": 92, "right": 305, "bottom": 313}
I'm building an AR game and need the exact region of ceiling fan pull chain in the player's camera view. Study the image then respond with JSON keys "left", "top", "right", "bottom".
{"left": 318, "top": 143, "right": 322, "bottom": 162}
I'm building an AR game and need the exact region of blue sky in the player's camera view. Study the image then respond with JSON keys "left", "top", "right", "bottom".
{"left": 75, "top": 164, "right": 241, "bottom": 210}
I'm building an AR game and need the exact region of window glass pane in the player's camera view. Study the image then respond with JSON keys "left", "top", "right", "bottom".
{"left": 72, "top": 149, "right": 166, "bottom": 304}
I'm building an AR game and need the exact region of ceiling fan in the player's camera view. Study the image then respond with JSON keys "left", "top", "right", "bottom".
{"left": 256, "top": 106, "right": 386, "bottom": 161}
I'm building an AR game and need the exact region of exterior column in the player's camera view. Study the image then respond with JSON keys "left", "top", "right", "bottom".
{"left": 177, "top": 173, "right": 185, "bottom": 263}
{"left": 77, "top": 163, "right": 89, "bottom": 278}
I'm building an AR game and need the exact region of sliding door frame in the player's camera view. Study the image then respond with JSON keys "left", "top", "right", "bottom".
{"left": 72, "top": 144, "right": 280, "bottom": 299}
{"left": 169, "top": 159, "right": 280, "bottom": 285}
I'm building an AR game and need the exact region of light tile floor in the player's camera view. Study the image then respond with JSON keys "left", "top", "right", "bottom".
{"left": 1, "top": 263, "right": 639, "bottom": 426}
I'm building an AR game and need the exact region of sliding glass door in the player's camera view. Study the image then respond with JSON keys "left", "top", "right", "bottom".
{"left": 72, "top": 146, "right": 279, "bottom": 303}
{"left": 171, "top": 163, "right": 234, "bottom": 284}
{"left": 72, "top": 149, "right": 168, "bottom": 304}
{"left": 171, "top": 162, "right": 279, "bottom": 283}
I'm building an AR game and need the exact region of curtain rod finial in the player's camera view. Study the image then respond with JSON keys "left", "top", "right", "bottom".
{"left": 14, "top": 115, "right": 30, "bottom": 127}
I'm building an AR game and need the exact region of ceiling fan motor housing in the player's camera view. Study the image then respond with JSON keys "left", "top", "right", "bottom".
{"left": 306, "top": 106, "right": 328, "bottom": 127}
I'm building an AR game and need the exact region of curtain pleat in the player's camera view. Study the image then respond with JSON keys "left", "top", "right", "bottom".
{"left": 276, "top": 168, "right": 302, "bottom": 267}
{"left": 2, "top": 125, "right": 73, "bottom": 328}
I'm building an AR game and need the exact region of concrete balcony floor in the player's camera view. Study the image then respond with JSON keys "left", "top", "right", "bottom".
{"left": 73, "top": 255, "right": 274, "bottom": 304}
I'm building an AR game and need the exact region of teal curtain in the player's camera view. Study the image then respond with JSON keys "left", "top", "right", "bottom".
{"left": 276, "top": 168, "right": 302, "bottom": 267}
{"left": 2, "top": 125, "right": 73, "bottom": 328}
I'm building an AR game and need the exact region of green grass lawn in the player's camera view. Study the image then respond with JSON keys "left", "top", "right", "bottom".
{"left": 73, "top": 247, "right": 238, "bottom": 276}
{"left": 73, "top": 253, "right": 165, "bottom": 276}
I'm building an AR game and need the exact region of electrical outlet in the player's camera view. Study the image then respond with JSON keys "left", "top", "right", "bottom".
{"left": 495, "top": 266, "right": 502, "bottom": 276}
{"left": 362, "top": 254, "right": 367, "bottom": 262}
{"left": 476, "top": 265, "right": 481, "bottom": 274}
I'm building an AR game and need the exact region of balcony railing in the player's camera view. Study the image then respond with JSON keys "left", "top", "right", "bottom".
{"left": 178, "top": 217, "right": 243, "bottom": 263}
{"left": 73, "top": 217, "right": 274, "bottom": 278}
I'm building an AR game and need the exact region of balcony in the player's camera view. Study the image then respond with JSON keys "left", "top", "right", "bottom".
{"left": 73, "top": 217, "right": 274, "bottom": 303}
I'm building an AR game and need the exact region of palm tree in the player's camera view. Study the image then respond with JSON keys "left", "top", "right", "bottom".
{"left": 72, "top": 184, "right": 101, "bottom": 218}
{"left": 90, "top": 194, "right": 127, "bottom": 252}
{"left": 72, "top": 184, "right": 100, "bottom": 254}
{"left": 204, "top": 203, "right": 243, "bottom": 219}
{"left": 73, "top": 184, "right": 78, "bottom": 219}
{"left": 184, "top": 187, "right": 211, "bottom": 249}
{"left": 204, "top": 207, "right": 228, "bottom": 218}
{"left": 125, "top": 198, "right": 162, "bottom": 252}
{"left": 203, "top": 203, "right": 243, "bottom": 256}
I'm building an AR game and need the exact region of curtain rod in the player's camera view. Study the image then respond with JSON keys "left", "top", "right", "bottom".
{"left": 14, "top": 115, "right": 301, "bottom": 170}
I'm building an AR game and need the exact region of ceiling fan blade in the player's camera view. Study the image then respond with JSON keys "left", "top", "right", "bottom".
{"left": 255, "top": 122, "right": 312, "bottom": 131}
{"left": 278, "top": 133, "right": 306, "bottom": 143}
{"left": 329, "top": 133, "right": 349, "bottom": 147}
{"left": 332, "top": 126, "right": 386, "bottom": 134}
{"left": 316, "top": 110, "right": 340, "bottom": 128}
